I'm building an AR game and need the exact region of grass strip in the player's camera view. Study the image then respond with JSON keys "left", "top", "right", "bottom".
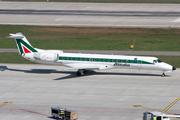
{"left": 1, "top": 53, "right": 180, "bottom": 67}
{"left": 1, "top": 25, "right": 180, "bottom": 52}
{"left": 0, "top": 53, "right": 35, "bottom": 64}
{"left": 2, "top": 0, "right": 180, "bottom": 3}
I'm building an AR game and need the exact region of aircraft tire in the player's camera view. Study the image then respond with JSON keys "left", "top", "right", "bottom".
{"left": 77, "top": 71, "right": 84, "bottom": 76}
{"left": 77, "top": 72, "right": 81, "bottom": 76}
{"left": 161, "top": 73, "right": 165, "bottom": 77}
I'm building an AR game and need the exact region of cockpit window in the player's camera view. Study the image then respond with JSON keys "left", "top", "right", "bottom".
{"left": 157, "top": 59, "right": 162, "bottom": 63}
{"left": 153, "top": 60, "right": 157, "bottom": 63}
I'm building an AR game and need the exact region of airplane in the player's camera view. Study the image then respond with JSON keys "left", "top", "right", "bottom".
{"left": 8, "top": 33, "right": 176, "bottom": 76}
{"left": 143, "top": 111, "right": 180, "bottom": 120}
{"left": 131, "top": 97, "right": 180, "bottom": 120}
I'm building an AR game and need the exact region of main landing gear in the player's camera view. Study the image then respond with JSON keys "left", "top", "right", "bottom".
{"left": 161, "top": 73, "right": 165, "bottom": 77}
{"left": 77, "top": 69, "right": 86, "bottom": 76}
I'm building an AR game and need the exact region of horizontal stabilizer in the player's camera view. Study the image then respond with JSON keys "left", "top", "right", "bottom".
{"left": 8, "top": 33, "right": 24, "bottom": 39}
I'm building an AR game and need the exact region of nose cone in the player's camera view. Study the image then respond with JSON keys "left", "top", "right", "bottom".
{"left": 172, "top": 66, "right": 176, "bottom": 71}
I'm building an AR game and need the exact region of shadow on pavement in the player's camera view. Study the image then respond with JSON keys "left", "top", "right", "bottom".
{"left": 4, "top": 66, "right": 166, "bottom": 80}
{"left": 53, "top": 71, "right": 164, "bottom": 80}
{"left": 0, "top": 66, "right": 8, "bottom": 71}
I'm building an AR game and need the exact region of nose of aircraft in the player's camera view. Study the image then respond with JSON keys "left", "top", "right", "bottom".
{"left": 172, "top": 66, "right": 176, "bottom": 71}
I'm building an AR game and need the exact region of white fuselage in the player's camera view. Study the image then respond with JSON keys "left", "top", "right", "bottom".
{"left": 9, "top": 32, "right": 175, "bottom": 76}
{"left": 22, "top": 52, "right": 173, "bottom": 73}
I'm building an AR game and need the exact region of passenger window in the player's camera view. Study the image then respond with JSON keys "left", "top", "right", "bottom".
{"left": 103, "top": 59, "right": 106, "bottom": 62}
{"left": 131, "top": 60, "right": 133, "bottom": 63}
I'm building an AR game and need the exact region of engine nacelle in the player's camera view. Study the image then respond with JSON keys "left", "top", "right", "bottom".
{"left": 33, "top": 52, "right": 59, "bottom": 62}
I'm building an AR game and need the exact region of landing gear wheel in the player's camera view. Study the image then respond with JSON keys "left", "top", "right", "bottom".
{"left": 80, "top": 72, "right": 84, "bottom": 76}
{"left": 84, "top": 70, "right": 87, "bottom": 74}
{"left": 77, "top": 70, "right": 84, "bottom": 76}
{"left": 161, "top": 73, "right": 165, "bottom": 77}
{"left": 77, "top": 72, "right": 81, "bottom": 76}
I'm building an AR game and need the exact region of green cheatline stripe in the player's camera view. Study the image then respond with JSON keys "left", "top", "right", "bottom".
{"left": 16, "top": 39, "right": 38, "bottom": 54}
{"left": 16, "top": 39, "right": 24, "bottom": 54}
{"left": 59, "top": 56, "right": 153, "bottom": 64}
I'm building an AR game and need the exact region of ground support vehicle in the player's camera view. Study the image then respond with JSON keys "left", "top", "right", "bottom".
{"left": 143, "top": 112, "right": 170, "bottom": 120}
{"left": 51, "top": 107, "right": 78, "bottom": 120}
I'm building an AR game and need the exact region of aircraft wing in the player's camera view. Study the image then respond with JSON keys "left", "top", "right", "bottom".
{"left": 159, "top": 114, "right": 180, "bottom": 118}
{"left": 61, "top": 64, "right": 99, "bottom": 71}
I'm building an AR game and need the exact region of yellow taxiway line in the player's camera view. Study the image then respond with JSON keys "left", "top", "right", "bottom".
{"left": 163, "top": 97, "right": 180, "bottom": 112}
{"left": 0, "top": 102, "right": 15, "bottom": 107}
{"left": 130, "top": 104, "right": 175, "bottom": 115}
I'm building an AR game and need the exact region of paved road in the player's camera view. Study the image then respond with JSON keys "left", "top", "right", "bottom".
{"left": 0, "top": 63, "right": 180, "bottom": 120}
{"left": 0, "top": 2, "right": 180, "bottom": 28}
{"left": 1, "top": 9, "right": 180, "bottom": 17}
{"left": 1, "top": 49, "right": 180, "bottom": 56}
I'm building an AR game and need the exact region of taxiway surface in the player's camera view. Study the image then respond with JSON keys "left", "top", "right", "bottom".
{"left": 0, "top": 63, "right": 180, "bottom": 120}
{"left": 0, "top": 2, "right": 180, "bottom": 28}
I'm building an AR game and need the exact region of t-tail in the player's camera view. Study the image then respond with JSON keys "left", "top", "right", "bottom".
{"left": 9, "top": 33, "right": 62, "bottom": 64}
{"left": 9, "top": 33, "right": 38, "bottom": 55}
